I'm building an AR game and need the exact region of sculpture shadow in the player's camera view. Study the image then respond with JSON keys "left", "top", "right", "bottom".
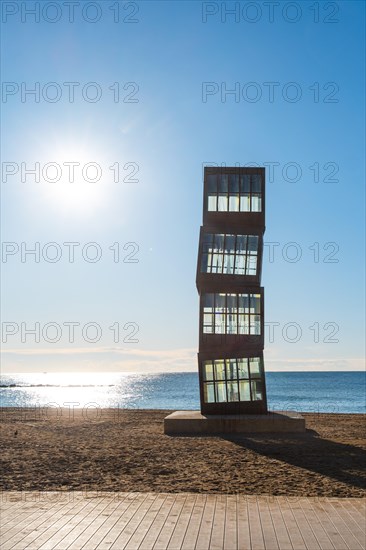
{"left": 223, "top": 429, "right": 366, "bottom": 491}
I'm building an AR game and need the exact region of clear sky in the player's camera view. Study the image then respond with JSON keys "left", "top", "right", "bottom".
{"left": 1, "top": 0, "right": 365, "bottom": 373}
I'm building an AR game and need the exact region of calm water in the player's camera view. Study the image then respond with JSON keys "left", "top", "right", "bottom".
{"left": 0, "top": 372, "right": 365, "bottom": 414}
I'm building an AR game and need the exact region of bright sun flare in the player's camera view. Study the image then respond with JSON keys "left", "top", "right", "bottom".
{"left": 40, "top": 145, "right": 106, "bottom": 214}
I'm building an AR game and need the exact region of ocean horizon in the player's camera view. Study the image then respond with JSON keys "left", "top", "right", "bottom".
{"left": 0, "top": 371, "right": 365, "bottom": 414}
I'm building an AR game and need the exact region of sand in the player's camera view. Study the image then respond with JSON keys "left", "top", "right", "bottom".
{"left": 0, "top": 408, "right": 365, "bottom": 497}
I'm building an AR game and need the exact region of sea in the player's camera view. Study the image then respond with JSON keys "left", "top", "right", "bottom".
{"left": 0, "top": 371, "right": 365, "bottom": 414}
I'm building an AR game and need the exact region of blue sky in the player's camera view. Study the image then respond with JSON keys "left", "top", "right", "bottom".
{"left": 1, "top": 0, "right": 365, "bottom": 372}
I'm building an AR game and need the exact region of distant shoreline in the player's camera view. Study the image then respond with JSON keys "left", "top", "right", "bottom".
{"left": 0, "top": 406, "right": 365, "bottom": 415}
{"left": 1, "top": 371, "right": 365, "bottom": 414}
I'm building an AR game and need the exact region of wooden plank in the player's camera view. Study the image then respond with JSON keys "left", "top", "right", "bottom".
{"left": 1, "top": 504, "right": 50, "bottom": 537}
{"left": 278, "top": 498, "right": 306, "bottom": 550}
{"left": 95, "top": 494, "right": 149, "bottom": 550}
{"left": 0, "top": 498, "right": 43, "bottom": 525}
{"left": 247, "top": 496, "right": 265, "bottom": 550}
{"left": 317, "top": 498, "right": 363, "bottom": 550}
{"left": 109, "top": 493, "right": 157, "bottom": 550}
{"left": 37, "top": 498, "right": 102, "bottom": 550}
{"left": 2, "top": 498, "right": 75, "bottom": 550}
{"left": 1, "top": 496, "right": 79, "bottom": 546}
{"left": 237, "top": 494, "right": 251, "bottom": 550}
{"left": 166, "top": 494, "right": 197, "bottom": 550}
{"left": 331, "top": 500, "right": 366, "bottom": 548}
{"left": 137, "top": 494, "right": 176, "bottom": 549}
{"left": 209, "top": 494, "right": 226, "bottom": 550}
{"left": 38, "top": 496, "right": 123, "bottom": 550}
{"left": 1, "top": 492, "right": 365, "bottom": 550}
{"left": 124, "top": 494, "right": 167, "bottom": 550}
{"left": 345, "top": 498, "right": 366, "bottom": 515}
{"left": 297, "top": 497, "right": 335, "bottom": 550}
{"left": 267, "top": 496, "right": 293, "bottom": 550}
{"left": 81, "top": 494, "right": 137, "bottom": 549}
{"left": 53, "top": 496, "right": 120, "bottom": 550}
{"left": 257, "top": 497, "right": 279, "bottom": 550}
{"left": 342, "top": 498, "right": 366, "bottom": 528}
{"left": 194, "top": 494, "right": 216, "bottom": 550}
{"left": 284, "top": 497, "right": 319, "bottom": 550}
{"left": 153, "top": 493, "right": 187, "bottom": 549}
{"left": 0, "top": 496, "right": 64, "bottom": 532}
{"left": 23, "top": 497, "right": 97, "bottom": 550}
{"left": 310, "top": 499, "right": 349, "bottom": 550}
{"left": 2, "top": 495, "right": 86, "bottom": 549}
{"left": 181, "top": 494, "right": 206, "bottom": 550}
{"left": 223, "top": 495, "right": 237, "bottom": 550}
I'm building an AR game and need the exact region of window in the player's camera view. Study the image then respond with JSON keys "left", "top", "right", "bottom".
{"left": 202, "top": 357, "right": 264, "bottom": 403}
{"left": 207, "top": 173, "right": 262, "bottom": 212}
{"left": 201, "top": 233, "right": 259, "bottom": 276}
{"left": 202, "top": 293, "right": 261, "bottom": 335}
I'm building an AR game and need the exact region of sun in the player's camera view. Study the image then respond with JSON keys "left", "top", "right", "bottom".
{"left": 39, "top": 143, "right": 107, "bottom": 215}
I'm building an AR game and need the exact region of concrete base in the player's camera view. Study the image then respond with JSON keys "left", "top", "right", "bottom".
{"left": 164, "top": 410, "right": 306, "bottom": 435}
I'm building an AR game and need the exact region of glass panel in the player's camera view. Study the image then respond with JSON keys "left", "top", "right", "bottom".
{"left": 238, "top": 314, "right": 245, "bottom": 334}
{"left": 216, "top": 381, "right": 227, "bottom": 402}
{"left": 236, "top": 235, "right": 247, "bottom": 252}
{"left": 208, "top": 195, "right": 217, "bottom": 211}
{"left": 211, "top": 253, "right": 222, "bottom": 274}
{"left": 203, "top": 361, "right": 214, "bottom": 381}
{"left": 240, "top": 195, "right": 250, "bottom": 211}
{"left": 252, "top": 315, "right": 261, "bottom": 335}
{"left": 227, "top": 381, "right": 239, "bottom": 402}
{"left": 248, "top": 255, "right": 257, "bottom": 275}
{"left": 251, "top": 380, "right": 263, "bottom": 400}
{"left": 251, "top": 195, "right": 261, "bottom": 212}
{"left": 248, "top": 236, "right": 258, "bottom": 252}
{"left": 224, "top": 254, "right": 235, "bottom": 274}
{"left": 218, "top": 174, "right": 228, "bottom": 192}
{"left": 203, "top": 233, "right": 213, "bottom": 246}
{"left": 215, "top": 313, "right": 225, "bottom": 333}
{"left": 237, "top": 358, "right": 249, "bottom": 379}
{"left": 227, "top": 314, "right": 237, "bottom": 334}
{"left": 243, "top": 315, "right": 250, "bottom": 334}
{"left": 226, "top": 359, "right": 237, "bottom": 379}
{"left": 218, "top": 194, "right": 228, "bottom": 211}
{"left": 207, "top": 252, "right": 212, "bottom": 272}
{"left": 235, "top": 254, "right": 245, "bottom": 275}
{"left": 203, "top": 313, "right": 213, "bottom": 333}
{"left": 226, "top": 294, "right": 237, "bottom": 311}
{"left": 249, "top": 358, "right": 261, "bottom": 378}
{"left": 251, "top": 175, "right": 261, "bottom": 192}
{"left": 229, "top": 174, "right": 239, "bottom": 192}
{"left": 229, "top": 194, "right": 239, "bottom": 211}
{"left": 203, "top": 293, "right": 214, "bottom": 311}
{"left": 251, "top": 294, "right": 261, "bottom": 313}
{"left": 214, "top": 234, "right": 225, "bottom": 250}
{"left": 214, "top": 360, "right": 226, "bottom": 380}
{"left": 215, "top": 293, "right": 226, "bottom": 311}
{"left": 207, "top": 174, "right": 217, "bottom": 193}
{"left": 240, "top": 174, "right": 250, "bottom": 193}
{"left": 202, "top": 241, "right": 211, "bottom": 254}
{"left": 201, "top": 253, "right": 209, "bottom": 273}
{"left": 237, "top": 294, "right": 246, "bottom": 312}
{"left": 204, "top": 382, "right": 215, "bottom": 403}
{"left": 225, "top": 235, "right": 235, "bottom": 251}
{"left": 239, "top": 380, "right": 251, "bottom": 401}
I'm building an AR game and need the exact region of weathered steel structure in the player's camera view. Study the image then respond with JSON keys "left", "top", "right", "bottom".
{"left": 196, "top": 167, "right": 267, "bottom": 415}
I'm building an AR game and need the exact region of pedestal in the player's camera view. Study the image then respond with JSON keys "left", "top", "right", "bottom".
{"left": 164, "top": 410, "right": 305, "bottom": 435}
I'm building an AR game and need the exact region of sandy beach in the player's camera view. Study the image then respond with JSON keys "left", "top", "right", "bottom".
{"left": 0, "top": 408, "right": 365, "bottom": 497}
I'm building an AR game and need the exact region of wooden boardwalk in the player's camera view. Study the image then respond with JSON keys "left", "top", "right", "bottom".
{"left": 0, "top": 492, "right": 365, "bottom": 550}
